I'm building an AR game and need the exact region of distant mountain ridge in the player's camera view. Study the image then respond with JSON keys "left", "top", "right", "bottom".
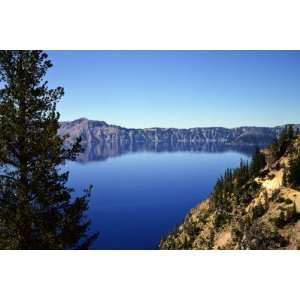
{"left": 59, "top": 118, "right": 300, "bottom": 147}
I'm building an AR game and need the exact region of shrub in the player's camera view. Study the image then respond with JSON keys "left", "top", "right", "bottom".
{"left": 270, "top": 202, "right": 299, "bottom": 228}
{"left": 271, "top": 210, "right": 286, "bottom": 228}
{"left": 242, "top": 220, "right": 287, "bottom": 250}
{"left": 214, "top": 211, "right": 230, "bottom": 228}
{"left": 252, "top": 202, "right": 266, "bottom": 220}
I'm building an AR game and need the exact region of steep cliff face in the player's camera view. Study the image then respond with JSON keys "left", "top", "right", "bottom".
{"left": 59, "top": 118, "right": 293, "bottom": 146}
{"left": 160, "top": 133, "right": 300, "bottom": 250}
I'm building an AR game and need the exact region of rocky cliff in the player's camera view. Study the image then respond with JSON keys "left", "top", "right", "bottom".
{"left": 59, "top": 118, "right": 297, "bottom": 147}
{"left": 160, "top": 129, "right": 300, "bottom": 250}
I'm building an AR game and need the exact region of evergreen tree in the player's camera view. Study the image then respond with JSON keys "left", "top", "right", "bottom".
{"left": 250, "top": 147, "right": 266, "bottom": 177}
{"left": 271, "top": 125, "right": 295, "bottom": 160}
{"left": 234, "top": 159, "right": 250, "bottom": 188}
{"left": 285, "top": 153, "right": 300, "bottom": 189}
{"left": 0, "top": 51, "right": 98, "bottom": 249}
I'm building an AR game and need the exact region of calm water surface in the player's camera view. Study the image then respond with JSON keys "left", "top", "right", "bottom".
{"left": 66, "top": 150, "right": 249, "bottom": 249}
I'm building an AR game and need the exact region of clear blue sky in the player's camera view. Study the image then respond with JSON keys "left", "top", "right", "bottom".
{"left": 46, "top": 51, "right": 300, "bottom": 129}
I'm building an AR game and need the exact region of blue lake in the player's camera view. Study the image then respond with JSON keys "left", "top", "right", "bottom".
{"left": 66, "top": 149, "right": 250, "bottom": 250}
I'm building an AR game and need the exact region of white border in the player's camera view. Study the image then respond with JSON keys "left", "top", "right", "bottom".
{"left": 1, "top": 0, "right": 300, "bottom": 299}
{"left": 1, "top": 0, "right": 300, "bottom": 50}
{"left": 0, "top": 250, "right": 299, "bottom": 300}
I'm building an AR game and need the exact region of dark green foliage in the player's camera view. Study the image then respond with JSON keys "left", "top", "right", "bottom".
{"left": 275, "top": 196, "right": 287, "bottom": 204}
{"left": 286, "top": 202, "right": 299, "bottom": 223}
{"left": 283, "top": 198, "right": 293, "bottom": 205}
{"left": 271, "top": 210, "right": 286, "bottom": 228}
{"left": 234, "top": 181, "right": 261, "bottom": 207}
{"left": 207, "top": 231, "right": 215, "bottom": 250}
{"left": 210, "top": 161, "right": 249, "bottom": 211}
{"left": 282, "top": 166, "right": 288, "bottom": 187}
{"left": 250, "top": 147, "right": 266, "bottom": 177}
{"left": 269, "top": 189, "right": 281, "bottom": 202}
{"left": 213, "top": 211, "right": 231, "bottom": 228}
{"left": 252, "top": 202, "right": 266, "bottom": 220}
{"left": 231, "top": 215, "right": 287, "bottom": 250}
{"left": 270, "top": 125, "right": 295, "bottom": 161}
{"left": 184, "top": 220, "right": 200, "bottom": 238}
{"left": 210, "top": 169, "right": 233, "bottom": 212}
{"left": 182, "top": 236, "right": 192, "bottom": 249}
{"left": 241, "top": 220, "right": 288, "bottom": 250}
{"left": 270, "top": 202, "right": 299, "bottom": 228}
{"left": 210, "top": 148, "right": 265, "bottom": 212}
{"left": 0, "top": 51, "right": 98, "bottom": 249}
{"left": 284, "top": 152, "right": 300, "bottom": 189}
{"left": 234, "top": 159, "right": 250, "bottom": 188}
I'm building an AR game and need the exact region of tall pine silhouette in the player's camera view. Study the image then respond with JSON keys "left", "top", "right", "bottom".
{"left": 0, "top": 51, "right": 98, "bottom": 249}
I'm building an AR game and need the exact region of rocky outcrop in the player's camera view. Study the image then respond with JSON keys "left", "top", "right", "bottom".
{"left": 160, "top": 134, "right": 300, "bottom": 250}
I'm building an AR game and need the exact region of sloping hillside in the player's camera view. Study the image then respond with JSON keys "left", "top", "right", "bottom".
{"left": 160, "top": 127, "right": 300, "bottom": 250}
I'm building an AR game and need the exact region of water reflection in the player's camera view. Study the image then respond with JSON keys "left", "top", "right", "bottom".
{"left": 67, "top": 146, "right": 251, "bottom": 249}
{"left": 77, "top": 141, "right": 260, "bottom": 163}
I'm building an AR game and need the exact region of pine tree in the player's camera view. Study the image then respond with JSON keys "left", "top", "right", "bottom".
{"left": 271, "top": 125, "right": 295, "bottom": 160}
{"left": 286, "top": 153, "right": 300, "bottom": 189}
{"left": 250, "top": 147, "right": 266, "bottom": 177}
{"left": 0, "top": 51, "right": 98, "bottom": 249}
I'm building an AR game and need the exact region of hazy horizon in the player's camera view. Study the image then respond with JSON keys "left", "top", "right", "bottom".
{"left": 46, "top": 51, "right": 300, "bottom": 128}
